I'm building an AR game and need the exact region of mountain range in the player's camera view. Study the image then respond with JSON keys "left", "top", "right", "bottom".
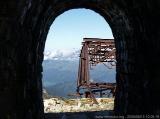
{"left": 42, "top": 49, "right": 116, "bottom": 98}
{"left": 43, "top": 48, "right": 80, "bottom": 61}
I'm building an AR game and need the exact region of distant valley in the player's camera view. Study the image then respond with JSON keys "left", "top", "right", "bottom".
{"left": 42, "top": 49, "right": 116, "bottom": 98}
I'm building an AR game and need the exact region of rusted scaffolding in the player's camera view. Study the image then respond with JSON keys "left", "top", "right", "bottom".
{"left": 76, "top": 38, "right": 116, "bottom": 104}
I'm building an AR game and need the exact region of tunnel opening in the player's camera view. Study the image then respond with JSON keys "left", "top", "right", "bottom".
{"left": 42, "top": 9, "right": 116, "bottom": 117}
{"left": 1, "top": 1, "right": 160, "bottom": 119}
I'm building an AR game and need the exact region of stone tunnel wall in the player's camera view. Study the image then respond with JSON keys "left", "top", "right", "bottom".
{"left": 0, "top": 0, "right": 160, "bottom": 118}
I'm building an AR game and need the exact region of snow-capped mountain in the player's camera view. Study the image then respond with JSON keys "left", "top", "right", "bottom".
{"left": 43, "top": 48, "right": 80, "bottom": 61}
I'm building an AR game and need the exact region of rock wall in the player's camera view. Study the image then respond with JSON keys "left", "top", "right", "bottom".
{"left": 0, "top": 0, "right": 160, "bottom": 118}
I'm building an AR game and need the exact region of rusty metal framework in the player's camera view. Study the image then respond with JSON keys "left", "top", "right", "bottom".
{"left": 76, "top": 38, "right": 116, "bottom": 104}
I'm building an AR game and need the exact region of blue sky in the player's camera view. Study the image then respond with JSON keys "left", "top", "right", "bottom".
{"left": 45, "top": 8, "right": 113, "bottom": 51}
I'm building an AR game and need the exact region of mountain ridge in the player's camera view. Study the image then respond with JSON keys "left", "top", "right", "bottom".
{"left": 42, "top": 49, "right": 116, "bottom": 98}
{"left": 43, "top": 48, "right": 80, "bottom": 61}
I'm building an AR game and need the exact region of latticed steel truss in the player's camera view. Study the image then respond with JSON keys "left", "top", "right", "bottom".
{"left": 76, "top": 38, "right": 116, "bottom": 103}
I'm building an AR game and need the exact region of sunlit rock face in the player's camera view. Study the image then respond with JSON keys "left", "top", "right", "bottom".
{"left": 43, "top": 98, "right": 114, "bottom": 113}
{"left": 0, "top": 0, "right": 160, "bottom": 119}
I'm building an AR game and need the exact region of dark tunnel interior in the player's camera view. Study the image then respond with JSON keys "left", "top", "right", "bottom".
{"left": 0, "top": 0, "right": 160, "bottom": 119}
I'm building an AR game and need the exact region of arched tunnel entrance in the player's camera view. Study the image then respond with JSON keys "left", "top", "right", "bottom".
{"left": 42, "top": 9, "right": 116, "bottom": 116}
{"left": 39, "top": 5, "right": 124, "bottom": 119}
{"left": 0, "top": 0, "right": 160, "bottom": 119}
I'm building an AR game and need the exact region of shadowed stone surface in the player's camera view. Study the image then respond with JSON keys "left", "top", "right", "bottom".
{"left": 0, "top": 0, "right": 160, "bottom": 119}
{"left": 45, "top": 111, "right": 114, "bottom": 119}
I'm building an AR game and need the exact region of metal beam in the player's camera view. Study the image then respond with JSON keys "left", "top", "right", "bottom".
{"left": 77, "top": 38, "right": 116, "bottom": 103}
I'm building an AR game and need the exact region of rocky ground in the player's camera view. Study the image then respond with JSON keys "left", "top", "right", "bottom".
{"left": 44, "top": 97, "right": 114, "bottom": 113}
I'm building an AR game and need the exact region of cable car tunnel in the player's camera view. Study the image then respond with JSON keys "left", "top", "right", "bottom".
{"left": 0, "top": 0, "right": 160, "bottom": 119}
